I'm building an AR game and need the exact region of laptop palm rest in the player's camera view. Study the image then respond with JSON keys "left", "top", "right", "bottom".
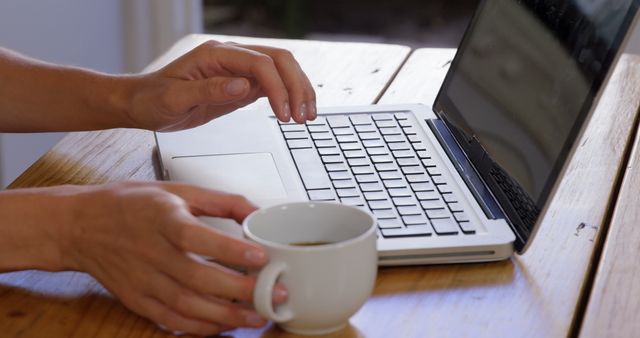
{"left": 166, "top": 152, "right": 289, "bottom": 237}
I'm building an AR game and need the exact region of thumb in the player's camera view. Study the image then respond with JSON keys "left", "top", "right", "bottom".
{"left": 176, "top": 77, "right": 250, "bottom": 109}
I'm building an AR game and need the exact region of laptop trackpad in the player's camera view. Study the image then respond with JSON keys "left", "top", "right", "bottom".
{"left": 167, "top": 152, "right": 288, "bottom": 206}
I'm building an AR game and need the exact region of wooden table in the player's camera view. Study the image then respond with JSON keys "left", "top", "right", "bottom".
{"left": 2, "top": 34, "right": 640, "bottom": 338}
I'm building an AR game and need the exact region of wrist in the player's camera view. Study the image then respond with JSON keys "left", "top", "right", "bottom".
{"left": 0, "top": 186, "right": 87, "bottom": 272}
{"left": 86, "top": 71, "right": 141, "bottom": 130}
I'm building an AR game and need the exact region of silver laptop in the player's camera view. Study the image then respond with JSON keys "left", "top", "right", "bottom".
{"left": 156, "top": 0, "right": 640, "bottom": 265}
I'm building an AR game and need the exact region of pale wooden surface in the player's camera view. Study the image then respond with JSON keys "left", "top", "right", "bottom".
{"left": 578, "top": 64, "right": 640, "bottom": 336}
{"left": 2, "top": 33, "right": 640, "bottom": 338}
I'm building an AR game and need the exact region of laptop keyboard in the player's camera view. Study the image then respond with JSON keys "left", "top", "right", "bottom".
{"left": 278, "top": 112, "right": 476, "bottom": 238}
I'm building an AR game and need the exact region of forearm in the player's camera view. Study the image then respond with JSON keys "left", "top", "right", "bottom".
{"left": 0, "top": 48, "right": 137, "bottom": 132}
{"left": 0, "top": 186, "right": 81, "bottom": 272}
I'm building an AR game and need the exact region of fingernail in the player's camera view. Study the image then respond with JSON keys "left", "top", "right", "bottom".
{"left": 282, "top": 102, "right": 291, "bottom": 121}
{"left": 225, "top": 78, "right": 247, "bottom": 96}
{"left": 245, "top": 249, "right": 266, "bottom": 265}
{"left": 246, "top": 313, "right": 267, "bottom": 326}
{"left": 272, "top": 286, "right": 288, "bottom": 303}
{"left": 299, "top": 103, "right": 307, "bottom": 120}
{"left": 308, "top": 101, "right": 317, "bottom": 120}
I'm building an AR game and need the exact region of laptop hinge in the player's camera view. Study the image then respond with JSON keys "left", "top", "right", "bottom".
{"left": 427, "top": 118, "right": 504, "bottom": 220}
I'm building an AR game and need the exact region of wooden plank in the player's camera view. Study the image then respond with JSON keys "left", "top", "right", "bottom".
{"left": 0, "top": 35, "right": 410, "bottom": 337}
{"left": 369, "top": 50, "right": 640, "bottom": 337}
{"left": 578, "top": 62, "right": 640, "bottom": 337}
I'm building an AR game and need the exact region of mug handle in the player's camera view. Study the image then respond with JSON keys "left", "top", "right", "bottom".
{"left": 254, "top": 261, "right": 294, "bottom": 322}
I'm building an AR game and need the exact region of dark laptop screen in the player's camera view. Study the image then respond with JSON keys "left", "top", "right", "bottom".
{"left": 434, "top": 0, "right": 638, "bottom": 249}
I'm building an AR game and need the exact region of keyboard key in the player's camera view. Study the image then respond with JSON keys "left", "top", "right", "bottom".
{"left": 360, "top": 182, "right": 384, "bottom": 192}
{"left": 306, "top": 117, "right": 326, "bottom": 125}
{"left": 352, "top": 166, "right": 375, "bottom": 175}
{"left": 326, "top": 163, "right": 348, "bottom": 172}
{"left": 365, "top": 191, "right": 388, "bottom": 201}
{"left": 378, "top": 218, "right": 402, "bottom": 229}
{"left": 344, "top": 150, "right": 367, "bottom": 158}
{"left": 422, "top": 158, "right": 438, "bottom": 167}
{"left": 308, "top": 189, "right": 336, "bottom": 201}
{"left": 363, "top": 139, "right": 385, "bottom": 148}
{"left": 397, "top": 206, "right": 423, "bottom": 216}
{"left": 384, "top": 135, "right": 405, "bottom": 143}
{"left": 336, "top": 188, "right": 360, "bottom": 198}
{"left": 318, "top": 147, "right": 340, "bottom": 156}
{"left": 401, "top": 166, "right": 425, "bottom": 175}
{"left": 381, "top": 226, "right": 432, "bottom": 238}
{"left": 360, "top": 133, "right": 382, "bottom": 141}
{"left": 408, "top": 135, "right": 422, "bottom": 143}
{"left": 311, "top": 132, "right": 333, "bottom": 141}
{"left": 383, "top": 180, "right": 406, "bottom": 189}
{"left": 416, "top": 190, "right": 440, "bottom": 201}
{"left": 399, "top": 120, "right": 413, "bottom": 128}
{"left": 442, "top": 193, "right": 458, "bottom": 203}
{"left": 333, "top": 180, "right": 356, "bottom": 189}
{"left": 375, "top": 120, "right": 397, "bottom": 128}
{"left": 371, "top": 155, "right": 394, "bottom": 164}
{"left": 412, "top": 142, "right": 427, "bottom": 151}
{"left": 291, "top": 148, "right": 332, "bottom": 190}
{"left": 431, "top": 218, "right": 459, "bottom": 235}
{"left": 287, "top": 139, "right": 313, "bottom": 149}
{"left": 284, "top": 131, "right": 310, "bottom": 140}
{"left": 327, "top": 116, "right": 350, "bottom": 128}
{"left": 392, "top": 150, "right": 415, "bottom": 158}
{"left": 340, "top": 143, "right": 362, "bottom": 151}
{"left": 372, "top": 113, "right": 394, "bottom": 121}
{"left": 426, "top": 208, "right": 451, "bottom": 219}
{"left": 337, "top": 135, "right": 359, "bottom": 143}
{"left": 350, "top": 115, "right": 373, "bottom": 125}
{"left": 348, "top": 158, "right": 369, "bottom": 167}
{"left": 392, "top": 196, "right": 416, "bottom": 206}
{"left": 395, "top": 112, "right": 410, "bottom": 120}
{"left": 402, "top": 215, "right": 428, "bottom": 225}
{"left": 453, "top": 211, "right": 470, "bottom": 222}
{"left": 307, "top": 125, "right": 329, "bottom": 133}
{"left": 341, "top": 196, "right": 366, "bottom": 206}
{"left": 373, "top": 209, "right": 396, "bottom": 219}
{"left": 402, "top": 127, "right": 418, "bottom": 135}
{"left": 412, "top": 182, "right": 435, "bottom": 191}
{"left": 379, "top": 127, "right": 402, "bottom": 135}
{"left": 334, "top": 127, "right": 355, "bottom": 136}
{"left": 355, "top": 174, "right": 378, "bottom": 183}
{"left": 356, "top": 124, "right": 377, "bottom": 133}
{"left": 448, "top": 202, "right": 464, "bottom": 212}
{"left": 459, "top": 221, "right": 477, "bottom": 234}
{"left": 388, "top": 187, "right": 413, "bottom": 197}
{"left": 388, "top": 142, "right": 412, "bottom": 151}
{"left": 417, "top": 150, "right": 430, "bottom": 159}
{"left": 280, "top": 124, "right": 307, "bottom": 132}
{"left": 329, "top": 171, "right": 351, "bottom": 180}
{"left": 315, "top": 140, "right": 338, "bottom": 148}
{"left": 366, "top": 147, "right": 389, "bottom": 156}
{"left": 321, "top": 155, "right": 343, "bottom": 164}
{"left": 436, "top": 183, "right": 453, "bottom": 193}
{"left": 369, "top": 200, "right": 394, "bottom": 210}
{"left": 406, "top": 174, "right": 430, "bottom": 183}
{"left": 421, "top": 199, "right": 446, "bottom": 210}
{"left": 375, "top": 163, "right": 398, "bottom": 172}
{"left": 398, "top": 158, "right": 421, "bottom": 167}
{"left": 379, "top": 171, "right": 403, "bottom": 180}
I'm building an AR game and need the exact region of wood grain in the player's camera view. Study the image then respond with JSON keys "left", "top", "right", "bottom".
{"left": 578, "top": 60, "right": 640, "bottom": 337}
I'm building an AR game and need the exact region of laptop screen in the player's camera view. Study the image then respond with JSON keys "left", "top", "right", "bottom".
{"left": 434, "top": 0, "right": 639, "bottom": 249}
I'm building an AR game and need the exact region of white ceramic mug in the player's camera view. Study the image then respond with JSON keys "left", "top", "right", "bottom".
{"left": 243, "top": 202, "right": 377, "bottom": 335}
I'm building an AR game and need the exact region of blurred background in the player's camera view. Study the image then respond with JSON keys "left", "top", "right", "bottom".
{"left": 0, "top": 0, "right": 638, "bottom": 187}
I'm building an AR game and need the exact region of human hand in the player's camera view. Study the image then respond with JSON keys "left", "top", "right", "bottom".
{"left": 124, "top": 40, "right": 317, "bottom": 131}
{"left": 59, "top": 181, "right": 285, "bottom": 336}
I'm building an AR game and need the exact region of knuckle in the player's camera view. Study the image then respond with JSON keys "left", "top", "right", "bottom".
{"left": 174, "top": 225, "right": 194, "bottom": 250}
{"left": 254, "top": 53, "right": 276, "bottom": 68}
{"left": 272, "top": 48, "right": 294, "bottom": 60}
{"left": 171, "top": 288, "right": 193, "bottom": 313}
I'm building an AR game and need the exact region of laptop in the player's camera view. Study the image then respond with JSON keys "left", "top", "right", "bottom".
{"left": 155, "top": 0, "right": 640, "bottom": 265}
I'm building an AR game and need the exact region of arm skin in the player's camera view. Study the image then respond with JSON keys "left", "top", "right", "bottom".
{"left": 0, "top": 40, "right": 317, "bottom": 336}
